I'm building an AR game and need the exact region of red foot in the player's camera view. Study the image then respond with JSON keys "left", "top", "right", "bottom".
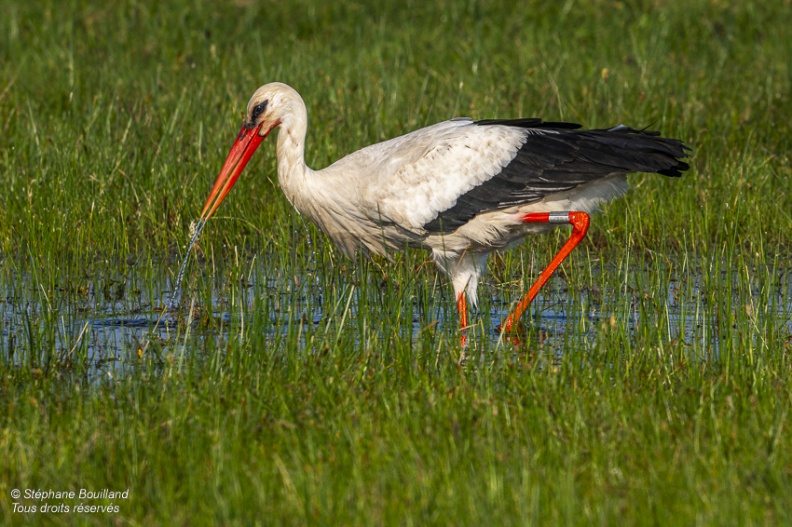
{"left": 498, "top": 211, "right": 590, "bottom": 334}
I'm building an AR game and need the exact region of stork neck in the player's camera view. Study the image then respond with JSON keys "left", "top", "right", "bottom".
{"left": 275, "top": 113, "right": 312, "bottom": 206}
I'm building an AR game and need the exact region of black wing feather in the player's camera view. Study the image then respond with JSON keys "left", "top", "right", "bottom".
{"left": 423, "top": 119, "right": 690, "bottom": 232}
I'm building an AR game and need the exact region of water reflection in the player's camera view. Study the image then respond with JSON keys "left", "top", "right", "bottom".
{"left": 2, "top": 262, "right": 791, "bottom": 380}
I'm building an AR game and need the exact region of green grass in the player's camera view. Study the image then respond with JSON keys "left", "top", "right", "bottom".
{"left": 2, "top": 0, "right": 792, "bottom": 525}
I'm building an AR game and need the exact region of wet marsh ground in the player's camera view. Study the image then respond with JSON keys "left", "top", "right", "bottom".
{"left": 2, "top": 1, "right": 792, "bottom": 525}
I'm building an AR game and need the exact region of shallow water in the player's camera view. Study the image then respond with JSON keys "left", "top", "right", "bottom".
{"left": 2, "top": 260, "right": 791, "bottom": 380}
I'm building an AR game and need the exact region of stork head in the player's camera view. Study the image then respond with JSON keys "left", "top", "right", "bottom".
{"left": 199, "top": 82, "right": 302, "bottom": 222}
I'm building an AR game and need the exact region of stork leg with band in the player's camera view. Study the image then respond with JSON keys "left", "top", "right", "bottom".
{"left": 498, "top": 211, "right": 590, "bottom": 335}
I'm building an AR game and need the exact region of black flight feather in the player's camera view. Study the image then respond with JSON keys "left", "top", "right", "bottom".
{"left": 423, "top": 119, "right": 690, "bottom": 232}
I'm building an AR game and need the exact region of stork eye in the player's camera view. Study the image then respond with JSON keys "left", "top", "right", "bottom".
{"left": 251, "top": 101, "right": 268, "bottom": 120}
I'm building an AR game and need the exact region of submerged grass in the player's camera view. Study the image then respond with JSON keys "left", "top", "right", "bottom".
{"left": 2, "top": 0, "right": 792, "bottom": 525}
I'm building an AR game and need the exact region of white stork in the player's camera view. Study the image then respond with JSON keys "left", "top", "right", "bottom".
{"left": 198, "top": 82, "right": 689, "bottom": 344}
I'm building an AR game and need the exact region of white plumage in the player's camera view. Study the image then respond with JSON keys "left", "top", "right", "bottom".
{"left": 199, "top": 82, "right": 689, "bottom": 340}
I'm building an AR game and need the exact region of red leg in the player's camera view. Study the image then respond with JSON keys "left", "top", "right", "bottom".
{"left": 457, "top": 292, "right": 468, "bottom": 346}
{"left": 499, "top": 211, "right": 590, "bottom": 334}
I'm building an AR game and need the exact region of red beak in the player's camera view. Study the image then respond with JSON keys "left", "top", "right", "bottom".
{"left": 200, "top": 124, "right": 267, "bottom": 222}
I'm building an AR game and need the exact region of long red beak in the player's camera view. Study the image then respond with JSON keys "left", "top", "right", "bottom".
{"left": 199, "top": 124, "right": 267, "bottom": 222}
